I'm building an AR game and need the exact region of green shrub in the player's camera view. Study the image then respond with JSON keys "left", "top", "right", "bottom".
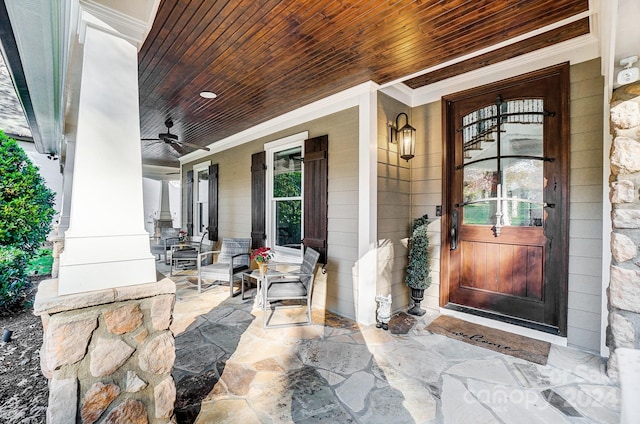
{"left": 25, "top": 247, "right": 53, "bottom": 277}
{"left": 0, "top": 246, "right": 30, "bottom": 310}
{"left": 0, "top": 131, "right": 56, "bottom": 255}
{"left": 0, "top": 131, "right": 56, "bottom": 310}
{"left": 405, "top": 214, "right": 431, "bottom": 290}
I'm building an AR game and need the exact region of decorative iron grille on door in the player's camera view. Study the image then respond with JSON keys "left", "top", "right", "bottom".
{"left": 456, "top": 96, "right": 554, "bottom": 237}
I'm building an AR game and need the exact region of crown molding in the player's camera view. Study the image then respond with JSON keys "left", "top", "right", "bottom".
{"left": 77, "top": 0, "right": 151, "bottom": 48}
{"left": 379, "top": 83, "right": 413, "bottom": 106}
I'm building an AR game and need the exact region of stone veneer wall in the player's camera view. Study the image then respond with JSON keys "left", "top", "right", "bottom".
{"left": 607, "top": 82, "right": 640, "bottom": 379}
{"left": 34, "top": 278, "right": 177, "bottom": 423}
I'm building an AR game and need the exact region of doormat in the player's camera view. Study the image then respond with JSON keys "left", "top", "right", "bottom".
{"left": 427, "top": 315, "right": 550, "bottom": 365}
{"left": 388, "top": 312, "right": 417, "bottom": 335}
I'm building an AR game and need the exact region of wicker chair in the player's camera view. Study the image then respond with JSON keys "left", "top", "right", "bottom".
{"left": 170, "top": 232, "right": 208, "bottom": 276}
{"left": 197, "top": 238, "right": 251, "bottom": 295}
{"left": 150, "top": 228, "right": 181, "bottom": 264}
{"left": 263, "top": 247, "right": 320, "bottom": 328}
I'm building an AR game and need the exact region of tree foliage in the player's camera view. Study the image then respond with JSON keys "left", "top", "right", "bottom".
{"left": 0, "top": 131, "right": 55, "bottom": 254}
{"left": 0, "top": 246, "right": 29, "bottom": 310}
{"left": 274, "top": 171, "right": 302, "bottom": 245}
{"left": 274, "top": 171, "right": 301, "bottom": 198}
{"left": 405, "top": 214, "right": 431, "bottom": 290}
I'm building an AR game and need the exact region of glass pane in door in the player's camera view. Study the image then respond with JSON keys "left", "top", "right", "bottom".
{"left": 463, "top": 159, "right": 497, "bottom": 225}
{"left": 500, "top": 99, "right": 544, "bottom": 227}
{"left": 502, "top": 158, "right": 543, "bottom": 226}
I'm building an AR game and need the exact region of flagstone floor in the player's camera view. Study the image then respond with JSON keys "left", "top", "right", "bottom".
{"left": 161, "top": 264, "right": 621, "bottom": 424}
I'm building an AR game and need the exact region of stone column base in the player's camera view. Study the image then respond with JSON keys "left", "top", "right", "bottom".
{"left": 34, "top": 278, "right": 177, "bottom": 423}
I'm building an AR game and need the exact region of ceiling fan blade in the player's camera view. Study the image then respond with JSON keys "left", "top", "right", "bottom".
{"left": 177, "top": 140, "right": 210, "bottom": 151}
{"left": 169, "top": 143, "right": 186, "bottom": 155}
{"left": 142, "top": 119, "right": 209, "bottom": 154}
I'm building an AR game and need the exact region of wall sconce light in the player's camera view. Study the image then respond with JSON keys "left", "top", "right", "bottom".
{"left": 389, "top": 112, "right": 416, "bottom": 161}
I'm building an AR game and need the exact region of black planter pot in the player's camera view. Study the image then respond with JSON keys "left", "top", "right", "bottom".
{"left": 407, "top": 288, "right": 426, "bottom": 316}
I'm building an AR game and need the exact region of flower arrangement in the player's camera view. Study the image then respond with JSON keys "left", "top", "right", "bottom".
{"left": 178, "top": 230, "right": 187, "bottom": 242}
{"left": 251, "top": 246, "right": 274, "bottom": 264}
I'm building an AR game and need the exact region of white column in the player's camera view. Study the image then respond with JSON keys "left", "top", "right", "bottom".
{"left": 355, "top": 86, "right": 379, "bottom": 325}
{"left": 58, "top": 8, "right": 156, "bottom": 295}
{"left": 151, "top": 178, "right": 174, "bottom": 236}
{"left": 159, "top": 179, "right": 172, "bottom": 221}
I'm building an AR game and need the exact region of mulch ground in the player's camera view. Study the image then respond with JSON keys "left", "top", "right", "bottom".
{"left": 0, "top": 279, "right": 48, "bottom": 423}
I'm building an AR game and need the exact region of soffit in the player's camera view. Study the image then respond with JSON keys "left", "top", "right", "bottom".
{"left": 138, "top": 0, "right": 589, "bottom": 167}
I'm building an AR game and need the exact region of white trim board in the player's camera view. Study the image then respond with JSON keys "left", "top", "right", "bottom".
{"left": 440, "top": 308, "right": 569, "bottom": 347}
{"left": 263, "top": 131, "right": 308, "bottom": 151}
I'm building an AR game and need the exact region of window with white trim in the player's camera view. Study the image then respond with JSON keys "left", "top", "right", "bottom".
{"left": 266, "top": 134, "right": 306, "bottom": 261}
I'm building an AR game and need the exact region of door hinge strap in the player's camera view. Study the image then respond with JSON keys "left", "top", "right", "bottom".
{"left": 456, "top": 155, "right": 555, "bottom": 170}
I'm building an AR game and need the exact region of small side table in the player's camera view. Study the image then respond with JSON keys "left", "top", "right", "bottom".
{"left": 241, "top": 270, "right": 260, "bottom": 301}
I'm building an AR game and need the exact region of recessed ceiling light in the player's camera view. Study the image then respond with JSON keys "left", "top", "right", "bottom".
{"left": 199, "top": 91, "right": 217, "bottom": 99}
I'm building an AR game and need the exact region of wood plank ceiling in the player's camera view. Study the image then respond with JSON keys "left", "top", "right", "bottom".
{"left": 138, "top": 0, "right": 589, "bottom": 166}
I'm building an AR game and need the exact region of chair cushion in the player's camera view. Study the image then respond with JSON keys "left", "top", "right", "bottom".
{"left": 200, "top": 263, "right": 248, "bottom": 281}
{"left": 173, "top": 248, "right": 197, "bottom": 259}
{"left": 200, "top": 263, "right": 249, "bottom": 282}
{"left": 199, "top": 263, "right": 229, "bottom": 280}
{"left": 266, "top": 281, "right": 307, "bottom": 298}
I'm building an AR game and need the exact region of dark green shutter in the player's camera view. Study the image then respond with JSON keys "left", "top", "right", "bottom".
{"left": 303, "top": 135, "right": 328, "bottom": 264}
{"left": 208, "top": 164, "right": 218, "bottom": 241}
{"left": 186, "top": 170, "right": 194, "bottom": 236}
{"left": 251, "top": 151, "right": 266, "bottom": 249}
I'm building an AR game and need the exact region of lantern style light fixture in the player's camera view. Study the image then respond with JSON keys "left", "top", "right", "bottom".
{"left": 389, "top": 112, "right": 416, "bottom": 161}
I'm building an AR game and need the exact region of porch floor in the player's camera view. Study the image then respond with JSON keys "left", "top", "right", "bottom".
{"left": 160, "top": 263, "right": 620, "bottom": 423}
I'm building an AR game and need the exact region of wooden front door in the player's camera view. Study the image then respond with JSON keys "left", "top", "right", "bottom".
{"left": 442, "top": 64, "right": 569, "bottom": 335}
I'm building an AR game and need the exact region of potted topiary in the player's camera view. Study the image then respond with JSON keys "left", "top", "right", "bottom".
{"left": 405, "top": 214, "right": 431, "bottom": 316}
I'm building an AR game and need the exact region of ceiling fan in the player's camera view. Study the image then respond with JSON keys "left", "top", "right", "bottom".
{"left": 141, "top": 119, "right": 210, "bottom": 153}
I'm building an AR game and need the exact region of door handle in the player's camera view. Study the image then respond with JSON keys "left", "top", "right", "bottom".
{"left": 450, "top": 209, "right": 459, "bottom": 250}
